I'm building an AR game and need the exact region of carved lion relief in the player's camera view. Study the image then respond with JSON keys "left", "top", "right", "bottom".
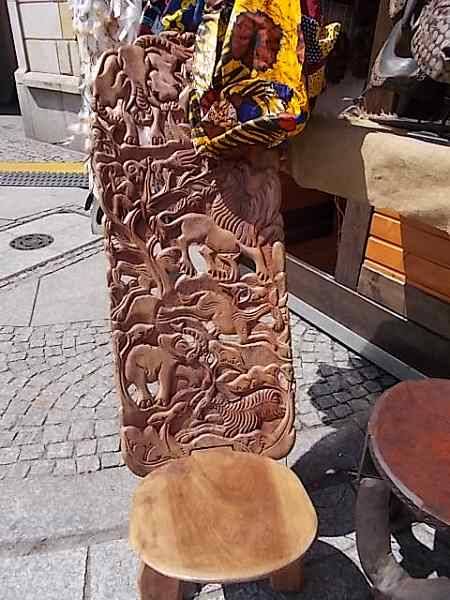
{"left": 92, "top": 34, "right": 295, "bottom": 476}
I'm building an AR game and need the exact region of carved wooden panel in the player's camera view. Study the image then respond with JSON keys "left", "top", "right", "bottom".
{"left": 91, "top": 34, "right": 295, "bottom": 476}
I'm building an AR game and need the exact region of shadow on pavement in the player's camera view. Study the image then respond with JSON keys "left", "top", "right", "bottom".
{"left": 291, "top": 363, "right": 450, "bottom": 590}
{"left": 220, "top": 546, "right": 371, "bottom": 599}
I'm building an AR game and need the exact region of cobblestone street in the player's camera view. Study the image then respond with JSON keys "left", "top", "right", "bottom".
{"left": 0, "top": 312, "right": 396, "bottom": 481}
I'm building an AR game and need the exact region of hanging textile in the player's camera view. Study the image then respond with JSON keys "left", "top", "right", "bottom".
{"left": 69, "top": 0, "right": 142, "bottom": 160}
{"left": 139, "top": 0, "right": 168, "bottom": 33}
{"left": 69, "top": 0, "right": 142, "bottom": 213}
{"left": 140, "top": 0, "right": 340, "bottom": 155}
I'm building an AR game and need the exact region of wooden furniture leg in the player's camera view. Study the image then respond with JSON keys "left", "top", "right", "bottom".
{"left": 138, "top": 562, "right": 183, "bottom": 600}
{"left": 270, "top": 557, "right": 304, "bottom": 593}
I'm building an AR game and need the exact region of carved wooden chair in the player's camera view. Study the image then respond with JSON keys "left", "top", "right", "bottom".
{"left": 92, "top": 32, "right": 317, "bottom": 599}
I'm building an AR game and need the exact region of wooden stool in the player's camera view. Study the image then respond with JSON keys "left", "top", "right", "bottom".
{"left": 356, "top": 379, "right": 450, "bottom": 599}
{"left": 91, "top": 32, "right": 318, "bottom": 598}
{"left": 130, "top": 450, "right": 317, "bottom": 598}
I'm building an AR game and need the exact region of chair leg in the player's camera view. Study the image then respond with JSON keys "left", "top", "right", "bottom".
{"left": 270, "top": 557, "right": 304, "bottom": 593}
{"left": 138, "top": 562, "right": 183, "bottom": 600}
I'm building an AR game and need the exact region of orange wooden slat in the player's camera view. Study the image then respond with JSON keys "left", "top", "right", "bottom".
{"left": 366, "top": 237, "right": 405, "bottom": 274}
{"left": 405, "top": 255, "right": 450, "bottom": 301}
{"left": 369, "top": 213, "right": 450, "bottom": 269}
{"left": 362, "top": 260, "right": 450, "bottom": 305}
{"left": 375, "top": 208, "right": 400, "bottom": 220}
{"left": 412, "top": 281, "right": 450, "bottom": 305}
{"left": 374, "top": 209, "right": 450, "bottom": 241}
{"left": 402, "top": 216, "right": 450, "bottom": 241}
{"left": 370, "top": 213, "right": 402, "bottom": 246}
{"left": 402, "top": 223, "right": 450, "bottom": 269}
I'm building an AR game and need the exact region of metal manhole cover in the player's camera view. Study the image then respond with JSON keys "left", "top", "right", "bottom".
{"left": 10, "top": 233, "right": 54, "bottom": 251}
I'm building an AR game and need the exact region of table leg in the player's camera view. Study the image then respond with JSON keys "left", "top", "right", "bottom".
{"left": 270, "top": 557, "right": 304, "bottom": 592}
{"left": 138, "top": 562, "right": 183, "bottom": 600}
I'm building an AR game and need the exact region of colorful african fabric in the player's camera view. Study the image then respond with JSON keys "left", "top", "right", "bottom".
{"left": 139, "top": 0, "right": 168, "bottom": 34}
{"left": 140, "top": 0, "right": 340, "bottom": 156}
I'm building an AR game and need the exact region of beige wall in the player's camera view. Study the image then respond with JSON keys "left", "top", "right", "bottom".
{"left": 7, "top": 0, "right": 83, "bottom": 150}
{"left": 19, "top": 1, "right": 80, "bottom": 76}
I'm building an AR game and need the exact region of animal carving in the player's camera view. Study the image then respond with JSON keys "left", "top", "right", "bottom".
{"left": 176, "top": 389, "right": 285, "bottom": 443}
{"left": 160, "top": 211, "right": 275, "bottom": 281}
{"left": 157, "top": 160, "right": 285, "bottom": 280}
{"left": 177, "top": 289, "right": 274, "bottom": 343}
{"left": 92, "top": 33, "right": 295, "bottom": 475}
{"left": 124, "top": 330, "right": 209, "bottom": 408}
{"left": 94, "top": 35, "right": 193, "bottom": 145}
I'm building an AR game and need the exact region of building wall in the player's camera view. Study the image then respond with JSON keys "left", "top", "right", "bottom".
{"left": 7, "top": 0, "right": 83, "bottom": 150}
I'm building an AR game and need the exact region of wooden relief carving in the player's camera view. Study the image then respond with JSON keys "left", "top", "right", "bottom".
{"left": 91, "top": 34, "right": 295, "bottom": 476}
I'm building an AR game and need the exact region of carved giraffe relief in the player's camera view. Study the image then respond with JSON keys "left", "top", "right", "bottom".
{"left": 92, "top": 34, "right": 296, "bottom": 477}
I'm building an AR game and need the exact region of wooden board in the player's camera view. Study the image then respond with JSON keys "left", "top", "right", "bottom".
{"left": 130, "top": 450, "right": 317, "bottom": 584}
{"left": 365, "top": 210, "right": 450, "bottom": 304}
{"left": 91, "top": 35, "right": 297, "bottom": 476}
{"left": 375, "top": 209, "right": 450, "bottom": 240}
{"left": 358, "top": 263, "right": 406, "bottom": 316}
{"left": 286, "top": 253, "right": 450, "bottom": 376}
{"left": 403, "top": 217, "right": 450, "bottom": 241}
{"left": 406, "top": 255, "right": 450, "bottom": 301}
{"left": 376, "top": 208, "right": 400, "bottom": 220}
{"left": 370, "top": 214, "right": 450, "bottom": 269}
{"left": 358, "top": 262, "right": 450, "bottom": 340}
{"left": 363, "top": 259, "right": 405, "bottom": 283}
{"left": 370, "top": 213, "right": 402, "bottom": 246}
{"left": 365, "top": 239, "right": 450, "bottom": 302}
{"left": 335, "top": 201, "right": 373, "bottom": 289}
{"left": 366, "top": 237, "right": 405, "bottom": 274}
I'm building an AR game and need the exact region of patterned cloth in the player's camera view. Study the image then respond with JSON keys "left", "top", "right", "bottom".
{"left": 139, "top": 0, "right": 167, "bottom": 33}
{"left": 140, "top": 0, "right": 339, "bottom": 156}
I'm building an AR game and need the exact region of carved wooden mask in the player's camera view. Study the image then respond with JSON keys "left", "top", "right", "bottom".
{"left": 91, "top": 34, "right": 296, "bottom": 476}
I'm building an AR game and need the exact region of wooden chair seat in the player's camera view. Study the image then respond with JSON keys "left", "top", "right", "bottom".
{"left": 130, "top": 449, "right": 317, "bottom": 586}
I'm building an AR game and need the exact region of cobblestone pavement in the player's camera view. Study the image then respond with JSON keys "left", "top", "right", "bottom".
{"left": 0, "top": 116, "right": 84, "bottom": 162}
{"left": 0, "top": 312, "right": 396, "bottom": 481}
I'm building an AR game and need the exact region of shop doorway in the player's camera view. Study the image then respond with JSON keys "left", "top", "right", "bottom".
{"left": 0, "top": 0, "right": 19, "bottom": 113}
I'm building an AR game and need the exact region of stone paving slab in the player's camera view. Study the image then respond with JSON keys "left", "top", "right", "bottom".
{"left": 89, "top": 539, "right": 139, "bottom": 600}
{"left": 0, "top": 547, "right": 87, "bottom": 600}
{"left": 0, "top": 280, "right": 39, "bottom": 326}
{"left": 0, "top": 467, "right": 135, "bottom": 551}
{"left": 83, "top": 536, "right": 371, "bottom": 600}
{"left": 0, "top": 212, "right": 95, "bottom": 280}
{"left": 0, "top": 187, "right": 87, "bottom": 220}
{"left": 32, "top": 253, "right": 109, "bottom": 325}
{"left": 0, "top": 116, "right": 84, "bottom": 163}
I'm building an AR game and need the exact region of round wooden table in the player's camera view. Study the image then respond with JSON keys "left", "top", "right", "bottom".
{"left": 356, "top": 379, "right": 450, "bottom": 599}
{"left": 369, "top": 378, "right": 450, "bottom": 528}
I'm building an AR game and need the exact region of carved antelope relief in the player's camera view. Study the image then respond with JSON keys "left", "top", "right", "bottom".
{"left": 92, "top": 34, "right": 295, "bottom": 476}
